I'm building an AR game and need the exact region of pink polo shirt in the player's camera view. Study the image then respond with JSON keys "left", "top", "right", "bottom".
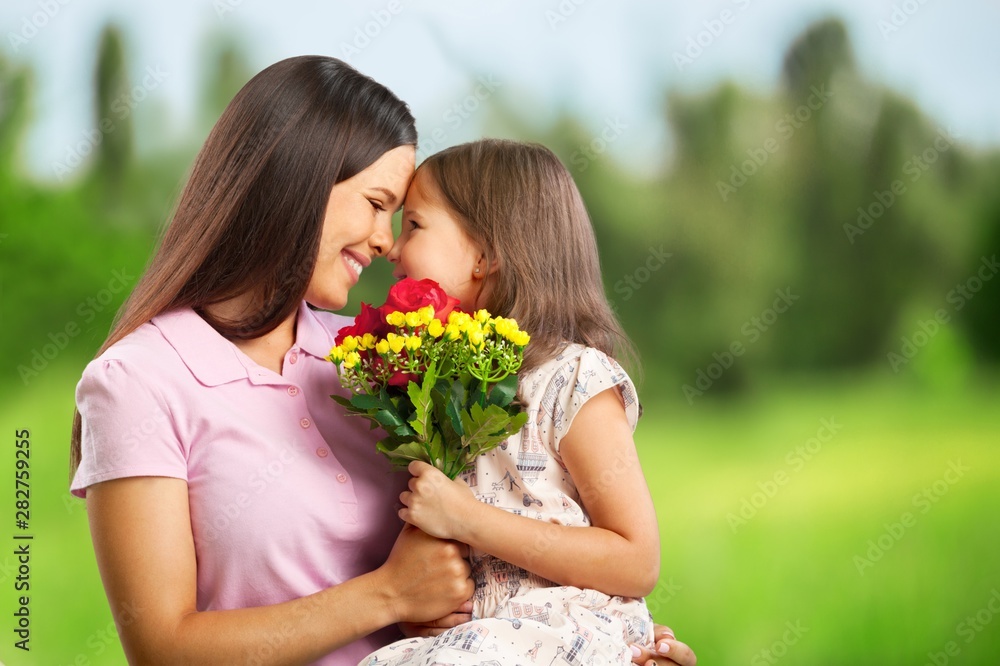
{"left": 71, "top": 302, "right": 408, "bottom": 665}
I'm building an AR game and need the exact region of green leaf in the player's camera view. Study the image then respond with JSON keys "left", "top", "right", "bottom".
{"left": 460, "top": 403, "right": 527, "bottom": 459}
{"left": 375, "top": 409, "right": 407, "bottom": 429}
{"left": 376, "top": 437, "right": 430, "bottom": 469}
{"left": 486, "top": 373, "right": 519, "bottom": 408}
{"left": 349, "top": 392, "right": 385, "bottom": 410}
{"left": 469, "top": 377, "right": 487, "bottom": 408}
{"left": 446, "top": 379, "right": 467, "bottom": 436}
{"left": 330, "top": 394, "right": 353, "bottom": 409}
{"left": 406, "top": 363, "right": 437, "bottom": 439}
{"left": 508, "top": 410, "right": 528, "bottom": 431}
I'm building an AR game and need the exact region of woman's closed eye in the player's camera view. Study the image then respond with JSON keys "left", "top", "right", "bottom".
{"left": 368, "top": 199, "right": 386, "bottom": 213}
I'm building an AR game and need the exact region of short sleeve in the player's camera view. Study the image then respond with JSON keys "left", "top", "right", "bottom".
{"left": 70, "top": 358, "right": 188, "bottom": 498}
{"left": 551, "top": 347, "right": 640, "bottom": 453}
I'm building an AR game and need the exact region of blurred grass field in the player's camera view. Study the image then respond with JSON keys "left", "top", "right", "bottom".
{"left": 641, "top": 373, "right": 1000, "bottom": 665}
{"left": 1, "top": 362, "right": 997, "bottom": 665}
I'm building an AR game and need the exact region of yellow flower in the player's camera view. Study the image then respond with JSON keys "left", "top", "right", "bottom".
{"left": 328, "top": 346, "right": 345, "bottom": 363}
{"left": 512, "top": 330, "right": 530, "bottom": 346}
{"left": 448, "top": 311, "right": 472, "bottom": 328}
{"left": 427, "top": 319, "right": 445, "bottom": 338}
{"left": 387, "top": 333, "right": 406, "bottom": 354}
{"left": 341, "top": 336, "right": 359, "bottom": 352}
{"left": 405, "top": 311, "right": 423, "bottom": 328}
{"left": 419, "top": 305, "right": 435, "bottom": 326}
{"left": 493, "top": 318, "right": 513, "bottom": 339}
{"left": 386, "top": 311, "right": 406, "bottom": 327}
{"left": 444, "top": 323, "right": 462, "bottom": 341}
{"left": 405, "top": 336, "right": 422, "bottom": 351}
{"left": 375, "top": 339, "right": 390, "bottom": 355}
{"left": 469, "top": 329, "right": 484, "bottom": 348}
{"left": 361, "top": 333, "right": 376, "bottom": 350}
{"left": 474, "top": 309, "right": 490, "bottom": 324}
{"left": 343, "top": 351, "right": 361, "bottom": 369}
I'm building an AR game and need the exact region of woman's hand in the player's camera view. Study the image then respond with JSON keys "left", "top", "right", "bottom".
{"left": 630, "top": 625, "right": 697, "bottom": 666}
{"left": 398, "top": 600, "right": 474, "bottom": 638}
{"left": 398, "top": 461, "right": 478, "bottom": 540}
{"left": 377, "top": 523, "right": 474, "bottom": 624}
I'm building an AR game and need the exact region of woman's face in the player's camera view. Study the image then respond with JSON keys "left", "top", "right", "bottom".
{"left": 387, "top": 167, "right": 485, "bottom": 311}
{"left": 306, "top": 145, "right": 415, "bottom": 310}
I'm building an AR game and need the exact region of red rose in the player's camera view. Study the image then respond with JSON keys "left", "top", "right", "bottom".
{"left": 387, "top": 370, "right": 419, "bottom": 388}
{"left": 381, "top": 278, "right": 461, "bottom": 322}
{"left": 335, "top": 302, "right": 387, "bottom": 346}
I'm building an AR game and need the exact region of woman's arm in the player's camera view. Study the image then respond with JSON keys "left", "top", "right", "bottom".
{"left": 399, "top": 387, "right": 660, "bottom": 598}
{"left": 88, "top": 476, "right": 473, "bottom": 665}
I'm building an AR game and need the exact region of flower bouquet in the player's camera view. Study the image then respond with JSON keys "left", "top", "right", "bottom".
{"left": 327, "top": 278, "right": 530, "bottom": 479}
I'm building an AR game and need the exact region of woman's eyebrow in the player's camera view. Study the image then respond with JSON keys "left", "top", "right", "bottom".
{"left": 370, "top": 187, "right": 398, "bottom": 206}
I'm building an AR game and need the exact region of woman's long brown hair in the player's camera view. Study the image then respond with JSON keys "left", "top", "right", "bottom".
{"left": 70, "top": 56, "right": 416, "bottom": 476}
{"left": 419, "top": 139, "right": 638, "bottom": 377}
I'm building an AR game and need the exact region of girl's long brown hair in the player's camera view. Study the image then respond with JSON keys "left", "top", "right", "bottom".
{"left": 70, "top": 56, "right": 416, "bottom": 476}
{"left": 419, "top": 139, "right": 638, "bottom": 376}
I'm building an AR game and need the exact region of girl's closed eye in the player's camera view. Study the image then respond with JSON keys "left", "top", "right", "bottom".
{"left": 406, "top": 219, "right": 420, "bottom": 230}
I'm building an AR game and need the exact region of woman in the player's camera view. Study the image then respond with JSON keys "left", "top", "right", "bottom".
{"left": 69, "top": 55, "right": 695, "bottom": 666}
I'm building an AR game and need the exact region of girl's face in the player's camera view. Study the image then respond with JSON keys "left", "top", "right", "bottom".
{"left": 306, "top": 145, "right": 415, "bottom": 310}
{"left": 387, "top": 167, "right": 485, "bottom": 311}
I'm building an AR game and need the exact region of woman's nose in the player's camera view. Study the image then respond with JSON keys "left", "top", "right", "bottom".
{"left": 369, "top": 216, "right": 394, "bottom": 257}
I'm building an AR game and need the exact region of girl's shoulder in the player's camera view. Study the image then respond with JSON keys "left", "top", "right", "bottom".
{"left": 521, "top": 344, "right": 640, "bottom": 448}
{"left": 525, "top": 344, "right": 638, "bottom": 414}
{"left": 531, "top": 343, "right": 632, "bottom": 384}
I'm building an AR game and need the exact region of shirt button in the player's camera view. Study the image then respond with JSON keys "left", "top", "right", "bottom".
{"left": 287, "top": 386, "right": 299, "bottom": 397}
{"left": 289, "top": 353, "right": 299, "bottom": 364}
{"left": 316, "top": 448, "right": 329, "bottom": 458}
{"left": 300, "top": 418, "right": 311, "bottom": 429}
{"left": 336, "top": 473, "right": 348, "bottom": 483}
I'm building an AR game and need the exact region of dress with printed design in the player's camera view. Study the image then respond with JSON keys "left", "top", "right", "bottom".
{"left": 360, "top": 344, "right": 653, "bottom": 666}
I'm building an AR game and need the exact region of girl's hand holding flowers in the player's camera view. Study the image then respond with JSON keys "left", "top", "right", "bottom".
{"left": 398, "top": 460, "right": 478, "bottom": 540}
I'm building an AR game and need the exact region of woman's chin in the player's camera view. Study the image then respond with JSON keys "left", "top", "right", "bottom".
{"left": 305, "top": 291, "right": 348, "bottom": 312}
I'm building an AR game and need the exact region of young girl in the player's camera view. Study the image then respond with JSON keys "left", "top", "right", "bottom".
{"left": 361, "top": 139, "right": 660, "bottom": 665}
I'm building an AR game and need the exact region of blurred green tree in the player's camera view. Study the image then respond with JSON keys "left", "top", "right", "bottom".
{"left": 92, "top": 24, "right": 133, "bottom": 202}
{"left": 0, "top": 53, "right": 32, "bottom": 178}
{"left": 198, "top": 34, "right": 254, "bottom": 133}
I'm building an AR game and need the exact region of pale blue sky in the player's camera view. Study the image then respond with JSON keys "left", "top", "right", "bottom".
{"left": 4, "top": 0, "right": 999, "bottom": 180}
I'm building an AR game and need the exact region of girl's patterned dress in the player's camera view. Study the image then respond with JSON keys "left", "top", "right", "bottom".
{"left": 360, "top": 344, "right": 654, "bottom": 666}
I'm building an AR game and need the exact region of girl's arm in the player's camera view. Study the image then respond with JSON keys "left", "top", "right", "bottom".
{"left": 399, "top": 387, "right": 660, "bottom": 598}
{"left": 87, "top": 476, "right": 473, "bottom": 665}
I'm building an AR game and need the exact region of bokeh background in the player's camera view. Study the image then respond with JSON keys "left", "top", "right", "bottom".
{"left": 2, "top": 1, "right": 999, "bottom": 664}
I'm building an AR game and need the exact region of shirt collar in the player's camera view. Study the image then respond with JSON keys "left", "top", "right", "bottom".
{"left": 151, "top": 301, "right": 336, "bottom": 387}
{"left": 295, "top": 301, "right": 339, "bottom": 360}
